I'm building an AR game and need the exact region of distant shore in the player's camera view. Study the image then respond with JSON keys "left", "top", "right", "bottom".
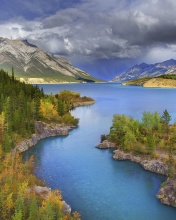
{"left": 19, "top": 77, "right": 105, "bottom": 84}
{"left": 122, "top": 78, "right": 176, "bottom": 88}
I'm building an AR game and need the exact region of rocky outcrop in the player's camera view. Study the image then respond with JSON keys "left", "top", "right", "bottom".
{"left": 31, "top": 185, "right": 71, "bottom": 214}
{"left": 73, "top": 101, "right": 95, "bottom": 107}
{"left": 62, "top": 201, "right": 71, "bottom": 214}
{"left": 16, "top": 121, "right": 74, "bottom": 152}
{"left": 113, "top": 149, "right": 168, "bottom": 175}
{"left": 140, "top": 159, "right": 168, "bottom": 175}
{"left": 157, "top": 179, "right": 176, "bottom": 207}
{"left": 33, "top": 185, "right": 51, "bottom": 197}
{"left": 96, "top": 140, "right": 116, "bottom": 149}
{"left": 97, "top": 140, "right": 168, "bottom": 175}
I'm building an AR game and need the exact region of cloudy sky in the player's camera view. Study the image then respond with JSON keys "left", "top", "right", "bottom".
{"left": 0, "top": 0, "right": 176, "bottom": 80}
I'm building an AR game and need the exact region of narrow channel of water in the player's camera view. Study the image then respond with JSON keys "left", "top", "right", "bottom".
{"left": 24, "top": 83, "right": 176, "bottom": 220}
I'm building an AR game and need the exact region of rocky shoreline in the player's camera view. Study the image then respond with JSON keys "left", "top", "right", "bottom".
{"left": 14, "top": 121, "right": 75, "bottom": 214}
{"left": 97, "top": 140, "right": 176, "bottom": 208}
{"left": 14, "top": 101, "right": 95, "bottom": 216}
{"left": 15, "top": 121, "right": 74, "bottom": 152}
{"left": 73, "top": 100, "right": 95, "bottom": 107}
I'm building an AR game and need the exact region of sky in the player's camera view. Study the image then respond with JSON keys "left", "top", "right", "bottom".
{"left": 0, "top": 0, "right": 176, "bottom": 80}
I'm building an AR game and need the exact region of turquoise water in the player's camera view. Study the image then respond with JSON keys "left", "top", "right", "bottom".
{"left": 24, "top": 83, "right": 176, "bottom": 220}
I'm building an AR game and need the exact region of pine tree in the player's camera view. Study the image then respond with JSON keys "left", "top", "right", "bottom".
{"left": 3, "top": 133, "right": 11, "bottom": 152}
{"left": 12, "top": 210, "right": 23, "bottom": 220}
{"left": 146, "top": 134, "right": 155, "bottom": 155}
{"left": 28, "top": 197, "right": 39, "bottom": 220}
{"left": 14, "top": 193, "right": 25, "bottom": 219}
{"left": 161, "top": 109, "right": 171, "bottom": 135}
{"left": 12, "top": 66, "right": 15, "bottom": 82}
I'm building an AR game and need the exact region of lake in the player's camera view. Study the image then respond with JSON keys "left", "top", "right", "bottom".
{"left": 24, "top": 83, "right": 176, "bottom": 220}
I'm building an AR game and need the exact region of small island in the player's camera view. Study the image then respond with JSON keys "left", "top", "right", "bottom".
{"left": 122, "top": 75, "right": 176, "bottom": 88}
{"left": 97, "top": 110, "right": 176, "bottom": 208}
{"left": 0, "top": 68, "right": 95, "bottom": 220}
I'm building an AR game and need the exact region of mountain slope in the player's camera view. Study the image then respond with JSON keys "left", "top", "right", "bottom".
{"left": 0, "top": 37, "right": 100, "bottom": 83}
{"left": 113, "top": 59, "right": 176, "bottom": 82}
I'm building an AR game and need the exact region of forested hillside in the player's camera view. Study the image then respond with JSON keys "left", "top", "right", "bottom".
{"left": 0, "top": 68, "right": 93, "bottom": 153}
{"left": 0, "top": 68, "right": 83, "bottom": 220}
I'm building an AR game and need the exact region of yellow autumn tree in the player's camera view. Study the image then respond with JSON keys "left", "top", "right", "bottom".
{"left": 0, "top": 112, "right": 5, "bottom": 144}
{"left": 39, "top": 99, "right": 59, "bottom": 121}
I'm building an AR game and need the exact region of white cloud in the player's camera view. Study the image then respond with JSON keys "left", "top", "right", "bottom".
{"left": 144, "top": 45, "right": 176, "bottom": 63}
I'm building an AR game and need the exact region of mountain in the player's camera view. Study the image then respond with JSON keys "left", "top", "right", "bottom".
{"left": 0, "top": 37, "right": 100, "bottom": 83}
{"left": 113, "top": 59, "right": 176, "bottom": 82}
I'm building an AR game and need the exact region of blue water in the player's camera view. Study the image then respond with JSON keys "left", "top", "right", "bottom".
{"left": 24, "top": 83, "right": 176, "bottom": 220}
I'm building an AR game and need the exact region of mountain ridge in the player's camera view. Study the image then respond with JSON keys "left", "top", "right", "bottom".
{"left": 0, "top": 37, "right": 100, "bottom": 83}
{"left": 113, "top": 59, "right": 176, "bottom": 82}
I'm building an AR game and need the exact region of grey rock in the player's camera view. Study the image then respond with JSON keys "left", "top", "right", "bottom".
{"left": 62, "top": 201, "right": 71, "bottom": 214}
{"left": 96, "top": 140, "right": 116, "bottom": 149}
{"left": 113, "top": 149, "right": 168, "bottom": 175}
{"left": 34, "top": 185, "right": 51, "bottom": 195}
{"left": 98, "top": 142, "right": 176, "bottom": 208}
{"left": 157, "top": 178, "right": 176, "bottom": 207}
{"left": 16, "top": 121, "right": 73, "bottom": 152}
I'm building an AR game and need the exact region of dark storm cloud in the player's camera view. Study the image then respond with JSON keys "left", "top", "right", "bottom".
{"left": 0, "top": 0, "right": 82, "bottom": 21}
{"left": 34, "top": 0, "right": 176, "bottom": 60}
{"left": 1, "top": 0, "right": 176, "bottom": 79}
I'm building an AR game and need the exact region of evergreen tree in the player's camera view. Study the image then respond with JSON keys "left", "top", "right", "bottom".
{"left": 12, "top": 210, "right": 23, "bottom": 220}
{"left": 28, "top": 197, "right": 39, "bottom": 220}
{"left": 167, "top": 146, "right": 175, "bottom": 178}
{"left": 14, "top": 193, "right": 25, "bottom": 219}
{"left": 146, "top": 134, "right": 155, "bottom": 155}
{"left": 3, "top": 133, "right": 11, "bottom": 153}
{"left": 12, "top": 66, "right": 15, "bottom": 82}
{"left": 161, "top": 109, "right": 171, "bottom": 135}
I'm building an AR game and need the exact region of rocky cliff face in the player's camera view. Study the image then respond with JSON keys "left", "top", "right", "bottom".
{"left": 0, "top": 37, "right": 98, "bottom": 83}
{"left": 16, "top": 121, "right": 73, "bottom": 152}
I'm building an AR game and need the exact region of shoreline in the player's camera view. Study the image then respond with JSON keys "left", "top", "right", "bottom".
{"left": 15, "top": 121, "right": 74, "bottom": 153}
{"left": 15, "top": 101, "right": 95, "bottom": 153}
{"left": 97, "top": 140, "right": 176, "bottom": 208}
{"left": 14, "top": 101, "right": 95, "bottom": 216}
{"left": 122, "top": 78, "right": 176, "bottom": 88}
{"left": 18, "top": 78, "right": 105, "bottom": 84}
{"left": 14, "top": 121, "right": 75, "bottom": 214}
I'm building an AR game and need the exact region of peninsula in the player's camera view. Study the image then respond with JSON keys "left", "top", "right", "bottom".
{"left": 122, "top": 75, "right": 176, "bottom": 88}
